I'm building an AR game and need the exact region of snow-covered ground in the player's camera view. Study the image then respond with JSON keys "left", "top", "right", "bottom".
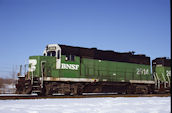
{"left": 0, "top": 97, "right": 170, "bottom": 113}
{"left": 0, "top": 84, "right": 16, "bottom": 94}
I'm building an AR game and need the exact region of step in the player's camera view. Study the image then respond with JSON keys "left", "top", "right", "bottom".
{"left": 33, "top": 77, "right": 40, "bottom": 80}
{"left": 25, "top": 86, "right": 29, "bottom": 88}
{"left": 32, "top": 90, "right": 41, "bottom": 93}
{"left": 25, "top": 82, "right": 30, "bottom": 85}
{"left": 33, "top": 81, "right": 39, "bottom": 83}
{"left": 32, "top": 86, "right": 40, "bottom": 88}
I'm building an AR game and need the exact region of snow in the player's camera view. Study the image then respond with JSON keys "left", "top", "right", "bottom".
{"left": 0, "top": 84, "right": 16, "bottom": 94}
{"left": 0, "top": 97, "right": 170, "bottom": 113}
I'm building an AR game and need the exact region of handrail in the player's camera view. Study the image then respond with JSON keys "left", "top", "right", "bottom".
{"left": 41, "top": 61, "right": 46, "bottom": 88}
{"left": 153, "top": 73, "right": 158, "bottom": 89}
{"left": 166, "top": 75, "right": 171, "bottom": 87}
{"left": 155, "top": 73, "right": 160, "bottom": 89}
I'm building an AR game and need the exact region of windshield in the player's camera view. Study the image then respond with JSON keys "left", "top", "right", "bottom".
{"left": 47, "top": 51, "right": 56, "bottom": 57}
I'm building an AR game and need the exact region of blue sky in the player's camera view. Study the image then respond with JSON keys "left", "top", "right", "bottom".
{"left": 0, "top": 0, "right": 170, "bottom": 78}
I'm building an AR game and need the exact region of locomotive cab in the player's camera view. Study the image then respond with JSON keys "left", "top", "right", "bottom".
{"left": 16, "top": 44, "right": 62, "bottom": 94}
{"left": 43, "top": 44, "right": 61, "bottom": 69}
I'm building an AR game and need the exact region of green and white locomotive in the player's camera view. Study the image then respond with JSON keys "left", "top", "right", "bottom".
{"left": 152, "top": 57, "right": 171, "bottom": 93}
{"left": 16, "top": 44, "right": 171, "bottom": 95}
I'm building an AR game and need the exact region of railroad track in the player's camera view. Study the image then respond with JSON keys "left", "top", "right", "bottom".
{"left": 0, "top": 93, "right": 170, "bottom": 100}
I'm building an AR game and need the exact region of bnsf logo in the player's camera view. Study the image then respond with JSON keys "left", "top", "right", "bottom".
{"left": 61, "top": 63, "right": 79, "bottom": 70}
{"left": 29, "top": 59, "right": 37, "bottom": 72}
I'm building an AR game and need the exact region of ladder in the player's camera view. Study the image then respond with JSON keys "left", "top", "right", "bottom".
{"left": 32, "top": 77, "right": 42, "bottom": 94}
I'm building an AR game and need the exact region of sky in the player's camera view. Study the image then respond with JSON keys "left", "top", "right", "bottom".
{"left": 0, "top": 0, "right": 170, "bottom": 78}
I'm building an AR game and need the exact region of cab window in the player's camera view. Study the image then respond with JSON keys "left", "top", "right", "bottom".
{"left": 47, "top": 51, "right": 56, "bottom": 57}
{"left": 71, "top": 55, "right": 75, "bottom": 61}
{"left": 57, "top": 50, "right": 60, "bottom": 59}
{"left": 65, "top": 54, "right": 75, "bottom": 61}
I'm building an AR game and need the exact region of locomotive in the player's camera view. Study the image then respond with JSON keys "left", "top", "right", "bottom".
{"left": 16, "top": 44, "right": 171, "bottom": 95}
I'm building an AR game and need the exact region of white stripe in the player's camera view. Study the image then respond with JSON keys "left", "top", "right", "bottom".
{"left": 44, "top": 77, "right": 155, "bottom": 84}
{"left": 44, "top": 77, "right": 99, "bottom": 82}
{"left": 130, "top": 80, "right": 155, "bottom": 84}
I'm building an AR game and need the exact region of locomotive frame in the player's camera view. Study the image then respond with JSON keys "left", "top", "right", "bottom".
{"left": 16, "top": 44, "right": 171, "bottom": 95}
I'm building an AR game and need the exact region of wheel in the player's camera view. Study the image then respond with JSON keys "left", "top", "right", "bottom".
{"left": 44, "top": 83, "right": 53, "bottom": 96}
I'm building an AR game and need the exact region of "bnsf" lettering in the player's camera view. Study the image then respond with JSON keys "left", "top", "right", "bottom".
{"left": 61, "top": 63, "right": 79, "bottom": 70}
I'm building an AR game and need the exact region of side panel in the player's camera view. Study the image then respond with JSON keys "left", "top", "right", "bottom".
{"left": 29, "top": 56, "right": 56, "bottom": 77}
{"left": 41, "top": 56, "right": 56, "bottom": 77}
{"left": 29, "top": 56, "right": 41, "bottom": 77}
{"left": 58, "top": 55, "right": 80, "bottom": 78}
{"left": 34, "top": 55, "right": 152, "bottom": 83}
{"left": 81, "top": 58, "right": 152, "bottom": 82}
{"left": 154, "top": 66, "right": 171, "bottom": 82}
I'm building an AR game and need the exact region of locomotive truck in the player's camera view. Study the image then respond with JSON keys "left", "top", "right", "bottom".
{"left": 16, "top": 44, "right": 171, "bottom": 95}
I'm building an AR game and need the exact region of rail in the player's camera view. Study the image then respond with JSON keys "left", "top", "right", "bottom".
{"left": 0, "top": 93, "right": 170, "bottom": 100}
